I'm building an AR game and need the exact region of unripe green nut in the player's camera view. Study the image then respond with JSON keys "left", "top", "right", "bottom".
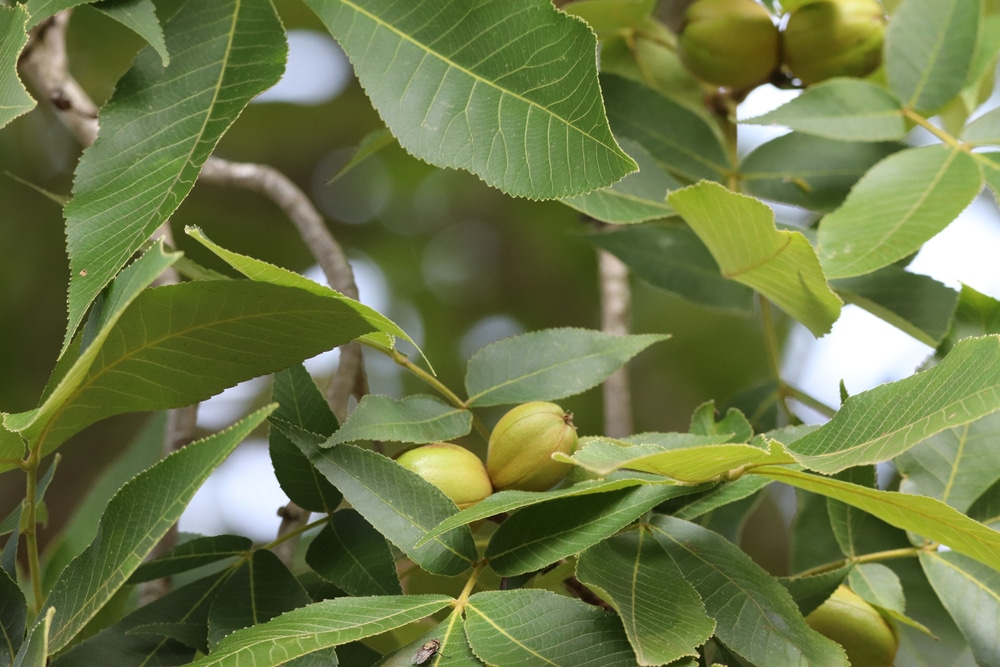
{"left": 805, "top": 585, "right": 899, "bottom": 667}
{"left": 678, "top": 0, "right": 780, "bottom": 89}
{"left": 782, "top": 0, "right": 886, "bottom": 85}
{"left": 487, "top": 401, "right": 578, "bottom": 491}
{"left": 396, "top": 443, "right": 493, "bottom": 510}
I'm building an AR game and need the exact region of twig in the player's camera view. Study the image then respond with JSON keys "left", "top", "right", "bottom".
{"left": 598, "top": 249, "right": 633, "bottom": 438}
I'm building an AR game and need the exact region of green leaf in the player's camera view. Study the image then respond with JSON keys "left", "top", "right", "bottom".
{"left": 94, "top": 0, "right": 169, "bottom": 66}
{"left": 962, "top": 107, "right": 1000, "bottom": 146}
{"left": 187, "top": 227, "right": 416, "bottom": 353}
{"left": 827, "top": 465, "right": 877, "bottom": 557}
{"left": 51, "top": 570, "right": 232, "bottom": 665}
{"left": 484, "top": 483, "right": 686, "bottom": 576}
{"left": 650, "top": 515, "right": 848, "bottom": 667}
{"left": 560, "top": 137, "right": 680, "bottom": 224}
{"left": 561, "top": 436, "right": 794, "bottom": 482}
{"left": 983, "top": 153, "right": 1000, "bottom": 204}
{"left": 0, "top": 567, "right": 26, "bottom": 666}
{"left": 419, "top": 478, "right": 655, "bottom": 545}
{"left": 325, "top": 128, "right": 395, "bottom": 184}
{"left": 563, "top": 0, "right": 655, "bottom": 34}
{"left": 326, "top": 394, "right": 471, "bottom": 446}
{"left": 465, "top": 589, "right": 638, "bottom": 666}
{"left": 0, "top": 418, "right": 25, "bottom": 464}
{"left": 397, "top": 611, "right": 480, "bottom": 666}
{"left": 671, "top": 476, "right": 772, "bottom": 521}
{"left": 465, "top": 328, "right": 668, "bottom": 407}
{"left": 284, "top": 430, "right": 477, "bottom": 576}
{"left": 41, "top": 405, "right": 273, "bottom": 653}
{"left": 601, "top": 74, "right": 730, "bottom": 184}
{"left": 848, "top": 563, "right": 905, "bottom": 614}
{"left": 62, "top": 0, "right": 286, "bottom": 346}
{"left": 939, "top": 284, "right": 1000, "bottom": 356}
{"left": 0, "top": 5, "right": 34, "bottom": 130}
{"left": 743, "top": 79, "right": 907, "bottom": 141}
{"left": 306, "top": 509, "right": 402, "bottom": 596}
{"left": 787, "top": 335, "right": 1000, "bottom": 473}
{"left": 921, "top": 550, "right": 1000, "bottom": 666}
{"left": 885, "top": 0, "right": 980, "bottom": 112}
{"left": 818, "top": 145, "right": 984, "bottom": 279}
{"left": 897, "top": 411, "right": 1000, "bottom": 514}
{"left": 303, "top": 0, "right": 635, "bottom": 200}
{"left": 7, "top": 279, "right": 379, "bottom": 459}
{"left": 128, "top": 534, "right": 252, "bottom": 583}
{"left": 13, "top": 608, "right": 54, "bottom": 667}
{"left": 753, "top": 466, "right": 1000, "bottom": 573}
{"left": 576, "top": 530, "right": 714, "bottom": 665}
{"left": 269, "top": 365, "right": 342, "bottom": 513}
{"left": 184, "top": 595, "right": 452, "bottom": 667}
{"left": 583, "top": 221, "right": 755, "bottom": 312}
{"left": 778, "top": 566, "right": 853, "bottom": 617}
{"left": 668, "top": 181, "right": 843, "bottom": 336}
{"left": 740, "top": 134, "right": 902, "bottom": 213}
{"left": 831, "top": 264, "right": 959, "bottom": 346}
{"left": 207, "top": 550, "right": 312, "bottom": 647}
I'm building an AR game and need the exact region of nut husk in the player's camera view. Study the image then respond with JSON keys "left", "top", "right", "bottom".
{"left": 782, "top": 0, "right": 886, "bottom": 85}
{"left": 805, "top": 585, "right": 899, "bottom": 667}
{"left": 678, "top": 0, "right": 780, "bottom": 89}
{"left": 487, "top": 401, "right": 579, "bottom": 491}
{"left": 396, "top": 443, "right": 493, "bottom": 510}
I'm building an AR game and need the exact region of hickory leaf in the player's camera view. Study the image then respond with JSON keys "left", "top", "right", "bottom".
{"left": 0, "top": 5, "right": 34, "bottom": 130}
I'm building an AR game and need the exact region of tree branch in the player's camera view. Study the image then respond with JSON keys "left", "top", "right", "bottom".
{"left": 598, "top": 249, "right": 633, "bottom": 438}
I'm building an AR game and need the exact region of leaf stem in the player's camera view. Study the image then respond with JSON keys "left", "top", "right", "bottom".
{"left": 795, "top": 546, "right": 926, "bottom": 578}
{"left": 260, "top": 515, "right": 329, "bottom": 553}
{"left": 22, "top": 448, "right": 43, "bottom": 614}
{"left": 781, "top": 384, "right": 837, "bottom": 419}
{"left": 453, "top": 561, "right": 487, "bottom": 609}
{"left": 902, "top": 108, "right": 963, "bottom": 150}
{"left": 758, "top": 296, "right": 797, "bottom": 422}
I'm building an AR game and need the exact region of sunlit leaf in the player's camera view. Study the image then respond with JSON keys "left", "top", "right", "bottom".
{"left": 921, "top": 550, "right": 1000, "bottom": 666}
{"left": 41, "top": 406, "right": 274, "bottom": 653}
{"left": 650, "top": 515, "right": 847, "bottom": 667}
{"left": 818, "top": 145, "right": 983, "bottom": 279}
{"left": 743, "top": 79, "right": 906, "bottom": 141}
{"left": 306, "top": 509, "right": 402, "bottom": 597}
{"left": 885, "top": 0, "right": 979, "bottom": 112}
{"left": 283, "top": 428, "right": 477, "bottom": 576}
{"left": 485, "top": 483, "right": 686, "bottom": 575}
{"left": 787, "top": 335, "right": 1000, "bottom": 473}
{"left": 669, "top": 181, "right": 842, "bottom": 336}
{"left": 465, "top": 328, "right": 667, "bottom": 406}
{"left": 671, "top": 476, "right": 772, "bottom": 521}
{"left": 0, "top": 5, "right": 34, "bottom": 130}
{"left": 465, "top": 589, "right": 638, "bottom": 666}
{"left": 183, "top": 596, "right": 453, "bottom": 667}
{"left": 962, "top": 107, "right": 1000, "bottom": 146}
{"left": 753, "top": 466, "right": 1000, "bottom": 573}
{"left": 326, "top": 394, "right": 471, "bottom": 446}
{"left": 849, "top": 563, "right": 905, "bottom": 614}
{"left": 303, "top": 0, "right": 636, "bottom": 200}
{"left": 740, "top": 134, "right": 902, "bottom": 213}
{"left": 62, "top": 0, "right": 286, "bottom": 347}
{"left": 577, "top": 530, "right": 714, "bottom": 665}
{"left": 601, "top": 74, "right": 729, "bottom": 184}
{"left": 559, "top": 435, "right": 794, "bottom": 482}
{"left": 583, "top": 221, "right": 755, "bottom": 312}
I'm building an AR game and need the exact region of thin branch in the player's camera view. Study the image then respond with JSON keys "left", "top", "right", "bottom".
{"left": 598, "top": 249, "right": 633, "bottom": 438}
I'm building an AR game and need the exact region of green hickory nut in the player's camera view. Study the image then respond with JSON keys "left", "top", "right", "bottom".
{"left": 396, "top": 443, "right": 493, "bottom": 510}
{"left": 487, "top": 401, "right": 579, "bottom": 492}
{"left": 782, "top": 0, "right": 886, "bottom": 85}
{"left": 805, "top": 585, "right": 899, "bottom": 667}
{"left": 678, "top": 0, "right": 780, "bottom": 89}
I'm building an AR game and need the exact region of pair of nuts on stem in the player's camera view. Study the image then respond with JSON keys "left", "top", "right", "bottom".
{"left": 395, "top": 402, "right": 579, "bottom": 509}
{"left": 678, "top": 0, "right": 886, "bottom": 89}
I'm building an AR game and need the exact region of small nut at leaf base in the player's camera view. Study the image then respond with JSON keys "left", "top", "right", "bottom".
{"left": 805, "top": 585, "right": 899, "bottom": 667}
{"left": 678, "top": 0, "right": 780, "bottom": 89}
{"left": 487, "top": 401, "right": 578, "bottom": 491}
{"left": 782, "top": 0, "right": 886, "bottom": 85}
{"left": 396, "top": 443, "right": 493, "bottom": 510}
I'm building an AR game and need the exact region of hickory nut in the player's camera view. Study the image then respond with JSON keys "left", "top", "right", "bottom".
{"left": 396, "top": 443, "right": 493, "bottom": 510}
{"left": 678, "top": 0, "right": 781, "bottom": 89}
{"left": 782, "top": 0, "right": 886, "bottom": 85}
{"left": 487, "top": 402, "right": 578, "bottom": 491}
{"left": 805, "top": 585, "right": 899, "bottom": 667}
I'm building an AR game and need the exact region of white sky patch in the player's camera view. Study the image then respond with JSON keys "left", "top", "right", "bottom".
{"left": 255, "top": 30, "right": 352, "bottom": 105}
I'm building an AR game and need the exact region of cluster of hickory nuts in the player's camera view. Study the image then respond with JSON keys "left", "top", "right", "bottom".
{"left": 677, "top": 0, "right": 886, "bottom": 89}
{"left": 396, "top": 401, "right": 579, "bottom": 509}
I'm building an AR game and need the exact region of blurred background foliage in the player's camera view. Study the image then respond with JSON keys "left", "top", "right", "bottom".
{"left": 0, "top": 0, "right": 770, "bottom": 552}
